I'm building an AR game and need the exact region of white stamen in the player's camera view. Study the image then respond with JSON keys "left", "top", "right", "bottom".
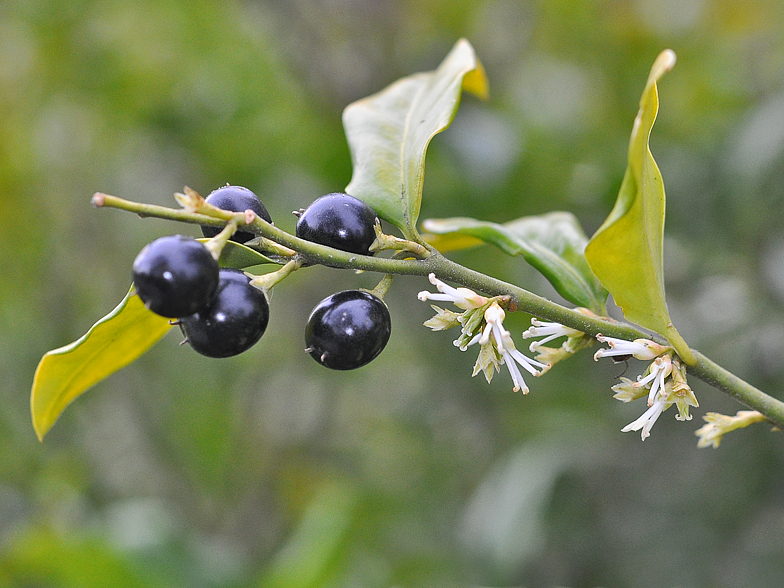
{"left": 502, "top": 352, "right": 529, "bottom": 393}
{"left": 506, "top": 344, "right": 548, "bottom": 375}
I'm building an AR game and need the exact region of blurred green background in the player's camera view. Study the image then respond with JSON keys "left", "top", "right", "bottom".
{"left": 2, "top": 0, "right": 784, "bottom": 586}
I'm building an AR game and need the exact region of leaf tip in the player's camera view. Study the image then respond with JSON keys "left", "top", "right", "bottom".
{"left": 454, "top": 38, "right": 489, "bottom": 101}
{"left": 34, "top": 427, "right": 46, "bottom": 443}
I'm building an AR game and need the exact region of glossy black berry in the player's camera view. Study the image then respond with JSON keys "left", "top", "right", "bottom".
{"left": 132, "top": 235, "right": 219, "bottom": 318}
{"left": 179, "top": 268, "right": 270, "bottom": 358}
{"left": 201, "top": 185, "right": 272, "bottom": 244}
{"left": 305, "top": 290, "right": 391, "bottom": 370}
{"left": 295, "top": 193, "right": 378, "bottom": 255}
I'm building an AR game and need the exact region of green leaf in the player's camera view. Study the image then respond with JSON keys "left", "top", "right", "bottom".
{"left": 584, "top": 50, "right": 694, "bottom": 363}
{"left": 343, "top": 38, "right": 488, "bottom": 240}
{"left": 422, "top": 212, "right": 608, "bottom": 313}
{"left": 31, "top": 290, "right": 172, "bottom": 440}
{"left": 198, "top": 239, "right": 275, "bottom": 268}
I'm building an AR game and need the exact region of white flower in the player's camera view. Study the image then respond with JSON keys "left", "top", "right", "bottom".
{"left": 593, "top": 334, "right": 669, "bottom": 361}
{"left": 621, "top": 393, "right": 668, "bottom": 441}
{"left": 522, "top": 318, "right": 582, "bottom": 352}
{"left": 633, "top": 354, "right": 673, "bottom": 406}
{"left": 417, "top": 278, "right": 549, "bottom": 393}
{"left": 466, "top": 302, "right": 549, "bottom": 393}
{"left": 417, "top": 273, "right": 488, "bottom": 310}
{"left": 600, "top": 341, "right": 697, "bottom": 442}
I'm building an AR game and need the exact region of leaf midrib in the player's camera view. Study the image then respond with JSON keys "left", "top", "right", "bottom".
{"left": 398, "top": 77, "right": 429, "bottom": 234}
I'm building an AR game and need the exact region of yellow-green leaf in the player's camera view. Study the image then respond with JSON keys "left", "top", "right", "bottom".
{"left": 585, "top": 50, "right": 694, "bottom": 363}
{"left": 343, "top": 38, "right": 488, "bottom": 240}
{"left": 423, "top": 213, "right": 607, "bottom": 313}
{"left": 31, "top": 290, "right": 172, "bottom": 440}
{"left": 422, "top": 230, "right": 484, "bottom": 253}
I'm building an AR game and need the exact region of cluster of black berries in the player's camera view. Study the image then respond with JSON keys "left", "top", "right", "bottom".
{"left": 132, "top": 187, "right": 271, "bottom": 359}
{"left": 132, "top": 186, "right": 391, "bottom": 369}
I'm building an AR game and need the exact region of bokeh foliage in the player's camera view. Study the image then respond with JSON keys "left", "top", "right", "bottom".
{"left": 2, "top": 0, "right": 784, "bottom": 586}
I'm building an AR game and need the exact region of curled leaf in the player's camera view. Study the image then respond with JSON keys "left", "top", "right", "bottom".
{"left": 343, "top": 38, "right": 488, "bottom": 240}
{"left": 584, "top": 50, "right": 695, "bottom": 363}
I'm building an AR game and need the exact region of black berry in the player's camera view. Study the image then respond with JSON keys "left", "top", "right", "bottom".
{"left": 132, "top": 235, "right": 219, "bottom": 318}
{"left": 295, "top": 193, "right": 378, "bottom": 255}
{"left": 201, "top": 185, "right": 272, "bottom": 244}
{"left": 305, "top": 290, "right": 391, "bottom": 370}
{"left": 179, "top": 268, "right": 270, "bottom": 358}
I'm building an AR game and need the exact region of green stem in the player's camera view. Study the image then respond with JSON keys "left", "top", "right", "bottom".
{"left": 369, "top": 274, "right": 395, "bottom": 300}
{"left": 93, "top": 193, "right": 234, "bottom": 227}
{"left": 370, "top": 221, "right": 433, "bottom": 258}
{"left": 688, "top": 352, "right": 784, "bottom": 427}
{"left": 94, "top": 193, "right": 784, "bottom": 430}
{"left": 203, "top": 221, "right": 238, "bottom": 260}
{"left": 248, "top": 258, "right": 303, "bottom": 292}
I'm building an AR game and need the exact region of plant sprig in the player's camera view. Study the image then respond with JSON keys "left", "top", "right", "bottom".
{"left": 92, "top": 191, "right": 784, "bottom": 431}
{"left": 32, "top": 41, "right": 784, "bottom": 444}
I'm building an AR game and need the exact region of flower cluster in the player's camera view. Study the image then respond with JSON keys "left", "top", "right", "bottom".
{"left": 418, "top": 274, "right": 702, "bottom": 441}
{"left": 594, "top": 334, "right": 698, "bottom": 440}
{"left": 418, "top": 274, "right": 549, "bottom": 393}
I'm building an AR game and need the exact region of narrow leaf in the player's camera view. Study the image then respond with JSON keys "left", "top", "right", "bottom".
{"left": 584, "top": 49, "right": 694, "bottom": 363}
{"left": 31, "top": 290, "right": 172, "bottom": 440}
{"left": 423, "top": 212, "right": 607, "bottom": 313}
{"left": 343, "top": 38, "right": 488, "bottom": 240}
